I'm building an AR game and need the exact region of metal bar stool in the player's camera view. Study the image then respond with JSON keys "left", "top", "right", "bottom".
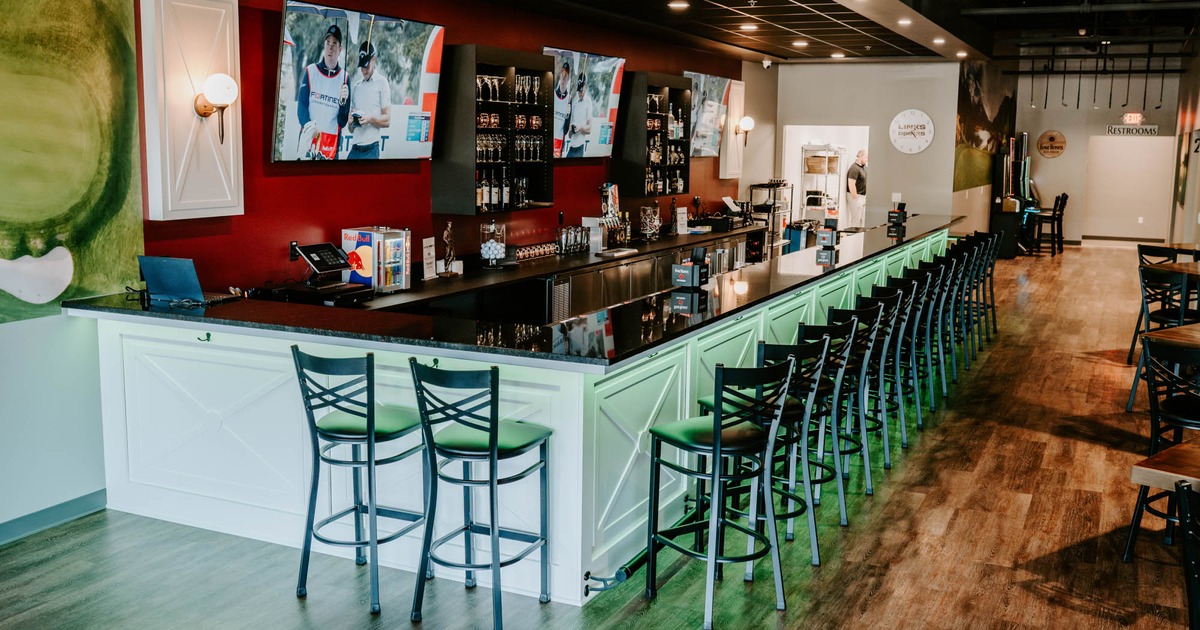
{"left": 799, "top": 317, "right": 859, "bottom": 526}
{"left": 408, "top": 358, "right": 552, "bottom": 629}
{"left": 696, "top": 339, "right": 829, "bottom": 565}
{"left": 828, "top": 302, "right": 884, "bottom": 495}
{"left": 873, "top": 277, "right": 923, "bottom": 446}
{"left": 645, "top": 358, "right": 795, "bottom": 630}
{"left": 291, "top": 346, "right": 427, "bottom": 615}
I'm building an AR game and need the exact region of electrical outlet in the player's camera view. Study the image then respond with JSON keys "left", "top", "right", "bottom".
{"left": 1138, "top": 217, "right": 1144, "bottom": 224}
{"left": 289, "top": 241, "right": 300, "bottom": 261}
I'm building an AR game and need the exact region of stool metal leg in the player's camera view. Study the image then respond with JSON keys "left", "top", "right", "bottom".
{"left": 645, "top": 438, "right": 661, "bottom": 600}
{"left": 799, "top": 424, "right": 820, "bottom": 566}
{"left": 762, "top": 467, "right": 786, "bottom": 612}
{"left": 910, "top": 347, "right": 924, "bottom": 431}
{"left": 463, "top": 461, "right": 477, "bottom": 588}
{"left": 744, "top": 461, "right": 761, "bottom": 582}
{"left": 785, "top": 433, "right": 798, "bottom": 541}
{"left": 366, "top": 441, "right": 382, "bottom": 614}
{"left": 489, "top": 457, "right": 504, "bottom": 630}
{"left": 829, "top": 405, "right": 848, "bottom": 526}
{"left": 1123, "top": 485, "right": 1151, "bottom": 562}
{"left": 702, "top": 467, "right": 723, "bottom": 630}
{"left": 353, "top": 445, "right": 367, "bottom": 566}
{"left": 297, "top": 436, "right": 321, "bottom": 598}
{"left": 539, "top": 441, "right": 551, "bottom": 603}
{"left": 1128, "top": 309, "right": 1144, "bottom": 365}
{"left": 1128, "top": 346, "right": 1145, "bottom": 412}
{"left": 877, "top": 373, "right": 891, "bottom": 470}
{"left": 411, "top": 446, "right": 438, "bottom": 621}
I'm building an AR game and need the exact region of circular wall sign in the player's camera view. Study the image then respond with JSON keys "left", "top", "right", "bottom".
{"left": 889, "top": 109, "right": 935, "bottom": 154}
{"left": 1036, "top": 130, "right": 1066, "bottom": 158}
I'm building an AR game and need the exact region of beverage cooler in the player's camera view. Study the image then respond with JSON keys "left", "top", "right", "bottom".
{"left": 341, "top": 227, "right": 412, "bottom": 292}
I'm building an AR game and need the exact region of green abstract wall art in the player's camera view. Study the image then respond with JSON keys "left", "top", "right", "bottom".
{"left": 0, "top": 0, "right": 144, "bottom": 323}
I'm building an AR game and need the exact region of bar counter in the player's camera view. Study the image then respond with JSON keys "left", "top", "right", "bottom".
{"left": 62, "top": 214, "right": 959, "bottom": 607}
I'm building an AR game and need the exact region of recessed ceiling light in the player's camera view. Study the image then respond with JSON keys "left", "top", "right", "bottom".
{"left": 933, "top": 37, "right": 945, "bottom": 45}
{"left": 793, "top": 40, "right": 809, "bottom": 47}
{"left": 667, "top": 0, "right": 689, "bottom": 8}
{"left": 956, "top": 51, "right": 968, "bottom": 58}
{"left": 739, "top": 24, "right": 758, "bottom": 31}
{"left": 898, "top": 18, "right": 912, "bottom": 26}
{"left": 831, "top": 52, "right": 845, "bottom": 58}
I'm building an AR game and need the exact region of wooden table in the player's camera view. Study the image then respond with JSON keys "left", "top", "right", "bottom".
{"left": 1132, "top": 439, "right": 1200, "bottom": 491}
{"left": 1141, "top": 322, "right": 1200, "bottom": 349}
{"left": 1146, "top": 261, "right": 1200, "bottom": 279}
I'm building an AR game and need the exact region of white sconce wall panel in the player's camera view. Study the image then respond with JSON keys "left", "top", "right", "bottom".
{"left": 141, "top": 0, "right": 243, "bottom": 220}
{"left": 719, "top": 80, "right": 746, "bottom": 179}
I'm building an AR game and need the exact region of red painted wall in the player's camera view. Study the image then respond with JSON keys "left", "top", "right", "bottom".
{"left": 143, "top": 0, "right": 741, "bottom": 289}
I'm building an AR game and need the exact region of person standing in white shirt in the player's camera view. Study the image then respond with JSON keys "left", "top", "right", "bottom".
{"left": 348, "top": 41, "right": 390, "bottom": 160}
{"left": 845, "top": 149, "right": 868, "bottom": 228}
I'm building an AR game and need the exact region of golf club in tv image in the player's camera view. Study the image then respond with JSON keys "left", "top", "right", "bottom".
{"left": 543, "top": 46, "right": 625, "bottom": 159}
{"left": 272, "top": 1, "right": 444, "bottom": 161}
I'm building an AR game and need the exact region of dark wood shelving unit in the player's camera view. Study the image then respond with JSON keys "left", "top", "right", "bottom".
{"left": 432, "top": 45, "right": 554, "bottom": 215}
{"left": 612, "top": 71, "right": 691, "bottom": 201}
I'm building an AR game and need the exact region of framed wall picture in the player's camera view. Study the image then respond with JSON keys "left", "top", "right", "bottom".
{"left": 271, "top": 1, "right": 445, "bottom": 161}
{"left": 543, "top": 46, "right": 626, "bottom": 159}
{"left": 684, "top": 71, "right": 732, "bottom": 158}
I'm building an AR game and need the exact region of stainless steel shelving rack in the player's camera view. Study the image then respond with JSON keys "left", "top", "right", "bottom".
{"left": 800, "top": 144, "right": 844, "bottom": 223}
{"left": 748, "top": 181, "right": 793, "bottom": 259}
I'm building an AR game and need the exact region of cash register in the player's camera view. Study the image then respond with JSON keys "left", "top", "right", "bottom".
{"left": 282, "top": 242, "right": 374, "bottom": 306}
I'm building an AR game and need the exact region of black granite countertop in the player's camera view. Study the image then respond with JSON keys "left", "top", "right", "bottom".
{"left": 63, "top": 215, "right": 961, "bottom": 371}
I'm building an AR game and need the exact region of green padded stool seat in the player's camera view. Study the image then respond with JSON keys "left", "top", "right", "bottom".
{"left": 291, "top": 346, "right": 428, "bottom": 616}
{"left": 650, "top": 415, "right": 767, "bottom": 452}
{"left": 409, "top": 359, "right": 552, "bottom": 630}
{"left": 315, "top": 404, "right": 421, "bottom": 438}
{"left": 433, "top": 420, "right": 553, "bottom": 457}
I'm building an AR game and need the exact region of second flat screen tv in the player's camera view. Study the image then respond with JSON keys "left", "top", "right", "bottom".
{"left": 272, "top": 1, "right": 445, "bottom": 161}
{"left": 543, "top": 46, "right": 625, "bottom": 159}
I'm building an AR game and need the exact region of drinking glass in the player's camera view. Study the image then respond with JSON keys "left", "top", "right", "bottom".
{"left": 476, "top": 75, "right": 484, "bottom": 101}
{"left": 532, "top": 76, "right": 541, "bottom": 104}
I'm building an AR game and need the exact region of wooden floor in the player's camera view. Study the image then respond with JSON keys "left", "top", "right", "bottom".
{"left": 0, "top": 245, "right": 1187, "bottom": 629}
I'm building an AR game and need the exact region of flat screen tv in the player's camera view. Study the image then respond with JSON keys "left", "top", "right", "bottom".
{"left": 684, "top": 71, "right": 731, "bottom": 158}
{"left": 272, "top": 1, "right": 444, "bottom": 161}
{"left": 543, "top": 46, "right": 625, "bottom": 159}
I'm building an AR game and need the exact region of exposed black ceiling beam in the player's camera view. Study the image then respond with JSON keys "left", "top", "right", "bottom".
{"left": 965, "top": 2, "right": 1200, "bottom": 16}
{"left": 992, "top": 52, "right": 1194, "bottom": 59}
{"left": 1003, "top": 68, "right": 1184, "bottom": 74}
{"left": 1016, "top": 34, "right": 1199, "bottom": 46}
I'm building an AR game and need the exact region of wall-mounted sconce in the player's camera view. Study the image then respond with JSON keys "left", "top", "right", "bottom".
{"left": 193, "top": 73, "right": 239, "bottom": 144}
{"left": 735, "top": 115, "right": 755, "bottom": 144}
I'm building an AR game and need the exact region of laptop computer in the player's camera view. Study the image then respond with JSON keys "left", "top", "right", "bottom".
{"left": 138, "top": 256, "right": 239, "bottom": 307}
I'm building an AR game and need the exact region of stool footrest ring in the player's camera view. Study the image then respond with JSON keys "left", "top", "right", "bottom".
{"left": 427, "top": 523, "right": 546, "bottom": 571}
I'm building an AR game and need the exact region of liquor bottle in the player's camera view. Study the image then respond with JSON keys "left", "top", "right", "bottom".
{"left": 646, "top": 169, "right": 653, "bottom": 196}
{"left": 656, "top": 171, "right": 664, "bottom": 195}
{"left": 488, "top": 170, "right": 499, "bottom": 208}
{"left": 667, "top": 106, "right": 677, "bottom": 140}
{"left": 623, "top": 211, "right": 632, "bottom": 244}
{"left": 475, "top": 170, "right": 484, "bottom": 211}
{"left": 501, "top": 167, "right": 511, "bottom": 210}
{"left": 675, "top": 169, "right": 684, "bottom": 194}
